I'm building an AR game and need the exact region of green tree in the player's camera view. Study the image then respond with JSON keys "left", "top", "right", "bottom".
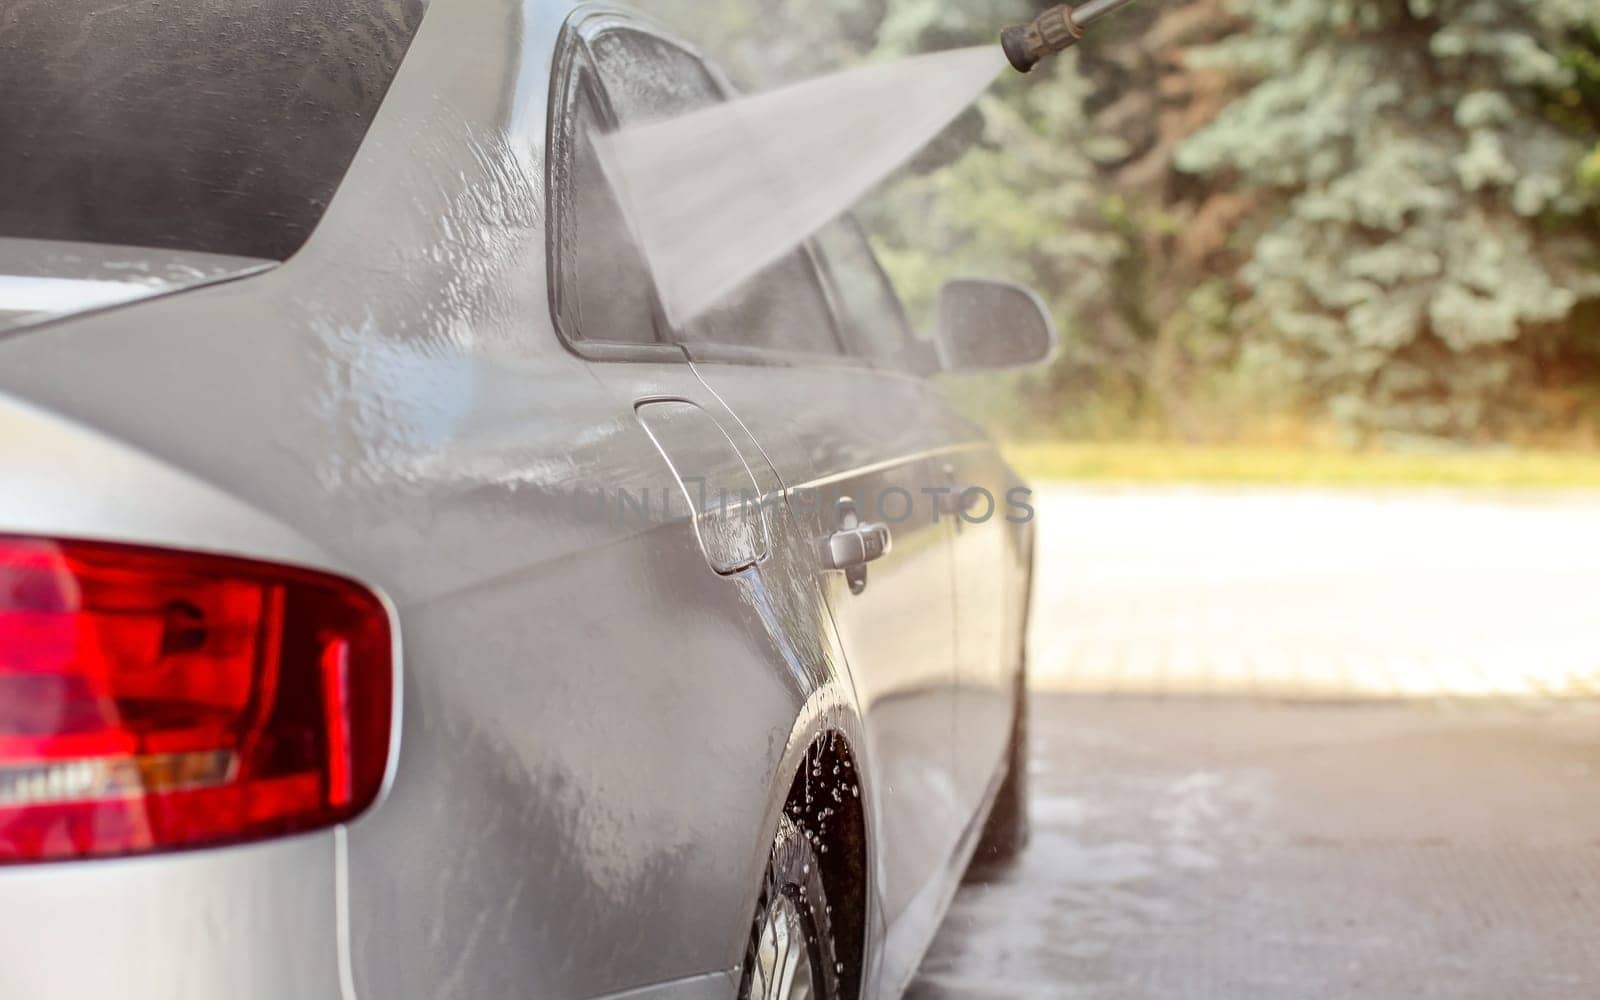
{"left": 1178, "top": 0, "right": 1600, "bottom": 440}
{"left": 864, "top": 0, "right": 1253, "bottom": 439}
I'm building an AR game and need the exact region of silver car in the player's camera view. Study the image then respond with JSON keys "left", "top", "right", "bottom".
{"left": 0, "top": 1, "right": 1050, "bottom": 998}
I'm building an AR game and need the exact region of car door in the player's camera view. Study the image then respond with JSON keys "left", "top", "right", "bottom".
{"left": 580, "top": 24, "right": 971, "bottom": 955}
{"left": 942, "top": 435, "right": 1019, "bottom": 810}
{"left": 808, "top": 219, "right": 1018, "bottom": 817}
{"left": 527, "top": 25, "right": 870, "bottom": 994}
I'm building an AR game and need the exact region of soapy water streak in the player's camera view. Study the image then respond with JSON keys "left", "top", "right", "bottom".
{"left": 594, "top": 46, "right": 1006, "bottom": 327}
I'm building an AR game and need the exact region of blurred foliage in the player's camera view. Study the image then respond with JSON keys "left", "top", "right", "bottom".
{"left": 1177, "top": 0, "right": 1600, "bottom": 442}
{"left": 646, "top": 0, "right": 1600, "bottom": 446}
{"left": 644, "top": 0, "right": 1043, "bottom": 86}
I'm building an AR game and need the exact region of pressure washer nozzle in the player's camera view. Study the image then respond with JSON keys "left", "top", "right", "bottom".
{"left": 1002, "top": 0, "right": 1141, "bottom": 73}
{"left": 1002, "top": 5, "right": 1082, "bottom": 73}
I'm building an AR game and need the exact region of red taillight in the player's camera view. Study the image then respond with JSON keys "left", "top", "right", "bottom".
{"left": 0, "top": 536, "right": 393, "bottom": 863}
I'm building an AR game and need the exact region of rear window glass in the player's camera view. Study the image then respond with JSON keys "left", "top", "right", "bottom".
{"left": 0, "top": 0, "right": 426, "bottom": 261}
{"left": 586, "top": 29, "right": 842, "bottom": 357}
{"left": 557, "top": 71, "right": 661, "bottom": 343}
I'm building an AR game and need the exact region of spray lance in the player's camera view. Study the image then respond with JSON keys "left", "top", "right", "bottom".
{"left": 1001, "top": 0, "right": 1142, "bottom": 73}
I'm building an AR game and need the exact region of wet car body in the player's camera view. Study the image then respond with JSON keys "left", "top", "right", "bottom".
{"left": 0, "top": 1, "right": 1035, "bottom": 997}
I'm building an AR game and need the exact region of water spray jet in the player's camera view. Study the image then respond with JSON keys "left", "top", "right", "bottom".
{"left": 595, "top": 0, "right": 1149, "bottom": 326}
{"left": 1002, "top": 0, "right": 1143, "bottom": 73}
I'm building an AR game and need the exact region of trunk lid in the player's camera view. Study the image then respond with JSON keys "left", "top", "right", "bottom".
{"left": 0, "top": 238, "right": 273, "bottom": 334}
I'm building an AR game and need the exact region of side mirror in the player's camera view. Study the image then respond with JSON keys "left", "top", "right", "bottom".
{"left": 935, "top": 278, "right": 1057, "bottom": 373}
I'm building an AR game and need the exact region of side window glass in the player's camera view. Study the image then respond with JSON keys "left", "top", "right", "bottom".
{"left": 687, "top": 254, "right": 841, "bottom": 357}
{"left": 553, "top": 67, "right": 658, "bottom": 345}
{"left": 589, "top": 29, "right": 842, "bottom": 359}
{"left": 589, "top": 30, "right": 713, "bottom": 120}
{"left": 814, "top": 217, "right": 916, "bottom": 364}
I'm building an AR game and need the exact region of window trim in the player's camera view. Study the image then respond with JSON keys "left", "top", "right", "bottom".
{"left": 679, "top": 340, "right": 883, "bottom": 371}
{"left": 545, "top": 15, "right": 686, "bottom": 364}
{"left": 810, "top": 215, "right": 928, "bottom": 370}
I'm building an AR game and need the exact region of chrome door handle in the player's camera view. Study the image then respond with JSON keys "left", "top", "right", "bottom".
{"left": 825, "top": 521, "right": 893, "bottom": 572}
{"left": 824, "top": 497, "right": 892, "bottom": 595}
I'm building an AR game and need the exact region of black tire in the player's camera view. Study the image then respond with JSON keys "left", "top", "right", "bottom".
{"left": 738, "top": 814, "right": 842, "bottom": 1000}
{"left": 972, "top": 670, "right": 1030, "bottom": 865}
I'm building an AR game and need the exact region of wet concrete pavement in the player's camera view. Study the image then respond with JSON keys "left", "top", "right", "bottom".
{"left": 908, "top": 487, "right": 1600, "bottom": 998}
{"left": 909, "top": 696, "right": 1600, "bottom": 999}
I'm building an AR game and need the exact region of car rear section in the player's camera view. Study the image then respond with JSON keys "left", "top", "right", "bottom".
{"left": 0, "top": 0, "right": 430, "bottom": 997}
{"left": 0, "top": 385, "right": 380, "bottom": 1000}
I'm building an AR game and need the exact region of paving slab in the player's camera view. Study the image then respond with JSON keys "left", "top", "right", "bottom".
{"left": 910, "top": 696, "right": 1600, "bottom": 999}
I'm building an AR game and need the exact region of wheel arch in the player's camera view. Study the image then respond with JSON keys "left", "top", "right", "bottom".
{"left": 782, "top": 730, "right": 868, "bottom": 1000}
{"left": 747, "top": 690, "right": 875, "bottom": 1000}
